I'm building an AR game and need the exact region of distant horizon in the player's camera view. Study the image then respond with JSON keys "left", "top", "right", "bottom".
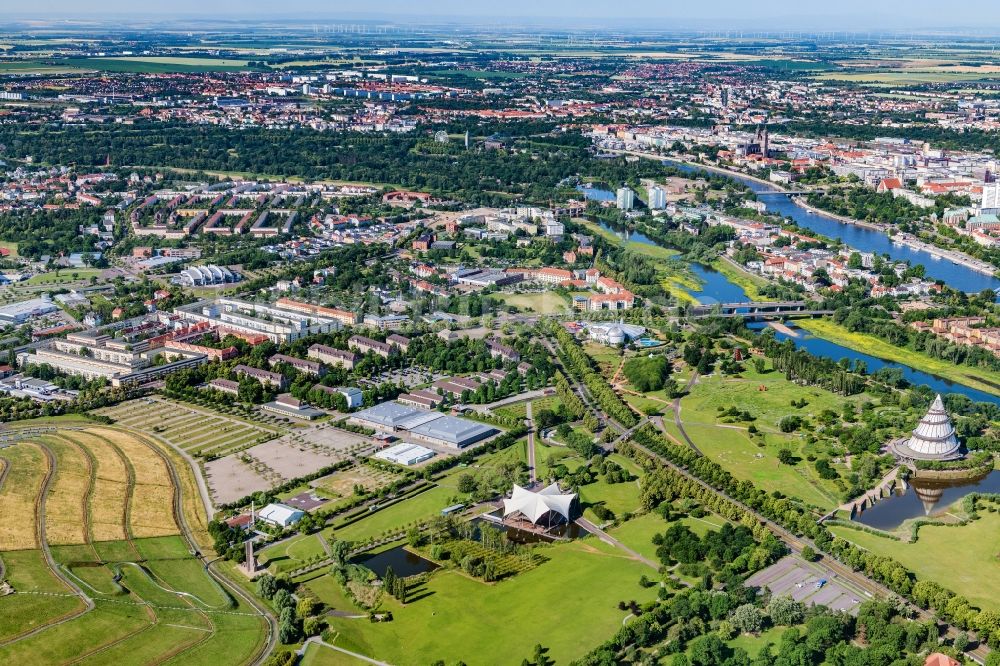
{"left": 8, "top": 1, "right": 1000, "bottom": 32}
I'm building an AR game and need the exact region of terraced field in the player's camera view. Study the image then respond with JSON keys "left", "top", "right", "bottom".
{"left": 96, "top": 397, "right": 282, "bottom": 459}
{"left": 0, "top": 424, "right": 270, "bottom": 665}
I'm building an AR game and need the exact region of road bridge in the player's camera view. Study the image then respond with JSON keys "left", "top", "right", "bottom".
{"left": 688, "top": 301, "right": 828, "bottom": 318}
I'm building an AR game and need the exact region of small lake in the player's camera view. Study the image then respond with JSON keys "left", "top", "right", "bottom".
{"left": 853, "top": 470, "right": 1000, "bottom": 530}
{"left": 356, "top": 545, "right": 438, "bottom": 578}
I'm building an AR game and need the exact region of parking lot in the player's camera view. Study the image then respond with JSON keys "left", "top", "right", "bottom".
{"left": 746, "top": 556, "right": 870, "bottom": 615}
{"left": 358, "top": 367, "right": 445, "bottom": 389}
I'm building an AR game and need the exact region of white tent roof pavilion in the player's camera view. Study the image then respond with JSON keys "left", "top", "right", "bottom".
{"left": 502, "top": 483, "right": 577, "bottom": 525}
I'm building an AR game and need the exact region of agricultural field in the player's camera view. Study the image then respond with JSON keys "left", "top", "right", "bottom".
{"left": 60, "top": 56, "right": 253, "bottom": 73}
{"left": 0, "top": 423, "right": 269, "bottom": 664}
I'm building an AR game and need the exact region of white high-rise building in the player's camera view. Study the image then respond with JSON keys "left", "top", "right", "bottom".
{"left": 647, "top": 185, "right": 667, "bottom": 210}
{"left": 616, "top": 187, "right": 635, "bottom": 211}
{"left": 981, "top": 183, "right": 1000, "bottom": 214}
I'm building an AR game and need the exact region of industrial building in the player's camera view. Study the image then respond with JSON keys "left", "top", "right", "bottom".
{"left": 375, "top": 442, "right": 436, "bottom": 466}
{"left": 0, "top": 297, "right": 59, "bottom": 324}
{"left": 349, "top": 401, "right": 498, "bottom": 449}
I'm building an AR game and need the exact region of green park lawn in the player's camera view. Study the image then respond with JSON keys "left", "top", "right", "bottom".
{"left": 727, "top": 625, "right": 790, "bottom": 657}
{"left": 676, "top": 366, "right": 847, "bottom": 510}
{"left": 323, "top": 538, "right": 658, "bottom": 665}
{"left": 608, "top": 513, "right": 667, "bottom": 561}
{"left": 0, "top": 538, "right": 267, "bottom": 665}
{"left": 0, "top": 550, "right": 83, "bottom": 642}
{"left": 830, "top": 512, "right": 1000, "bottom": 612}
{"left": 499, "top": 291, "right": 569, "bottom": 314}
{"left": 260, "top": 533, "right": 329, "bottom": 574}
{"left": 326, "top": 485, "right": 459, "bottom": 543}
{"left": 302, "top": 641, "right": 365, "bottom": 665}
{"left": 493, "top": 395, "right": 561, "bottom": 421}
{"left": 24, "top": 268, "right": 103, "bottom": 285}
{"left": 578, "top": 453, "right": 646, "bottom": 521}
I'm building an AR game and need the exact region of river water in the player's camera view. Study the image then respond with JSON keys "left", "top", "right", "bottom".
{"left": 588, "top": 176, "right": 999, "bottom": 527}
{"left": 596, "top": 214, "right": 998, "bottom": 405}
{"left": 753, "top": 323, "right": 1000, "bottom": 407}
{"left": 662, "top": 160, "right": 1000, "bottom": 294}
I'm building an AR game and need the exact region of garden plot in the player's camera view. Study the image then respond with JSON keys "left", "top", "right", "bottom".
{"left": 313, "top": 465, "right": 401, "bottom": 499}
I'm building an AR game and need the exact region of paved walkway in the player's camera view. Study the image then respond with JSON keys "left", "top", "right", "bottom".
{"left": 574, "top": 517, "right": 659, "bottom": 570}
{"left": 526, "top": 400, "right": 537, "bottom": 485}
{"left": 829, "top": 466, "right": 901, "bottom": 518}
{"left": 299, "top": 636, "right": 393, "bottom": 666}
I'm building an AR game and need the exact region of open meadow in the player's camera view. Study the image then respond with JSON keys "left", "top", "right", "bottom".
{"left": 830, "top": 512, "right": 1000, "bottom": 613}
{"left": 0, "top": 422, "right": 269, "bottom": 665}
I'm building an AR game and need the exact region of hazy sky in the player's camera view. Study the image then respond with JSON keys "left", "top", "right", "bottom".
{"left": 13, "top": 0, "right": 1000, "bottom": 30}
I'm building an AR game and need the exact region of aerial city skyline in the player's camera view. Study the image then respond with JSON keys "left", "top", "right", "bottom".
{"left": 0, "top": 8, "right": 998, "bottom": 666}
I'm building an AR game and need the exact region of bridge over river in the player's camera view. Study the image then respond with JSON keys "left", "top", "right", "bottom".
{"left": 689, "top": 301, "right": 832, "bottom": 319}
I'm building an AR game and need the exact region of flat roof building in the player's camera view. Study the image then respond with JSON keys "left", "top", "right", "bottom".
{"left": 257, "top": 503, "right": 304, "bottom": 527}
{"left": 375, "top": 442, "right": 436, "bottom": 466}
{"left": 349, "top": 401, "right": 498, "bottom": 448}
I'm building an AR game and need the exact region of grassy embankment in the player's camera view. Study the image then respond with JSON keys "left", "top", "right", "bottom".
{"left": 798, "top": 318, "right": 1000, "bottom": 398}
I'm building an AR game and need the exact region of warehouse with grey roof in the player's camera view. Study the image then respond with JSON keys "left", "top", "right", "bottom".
{"left": 349, "top": 401, "right": 498, "bottom": 449}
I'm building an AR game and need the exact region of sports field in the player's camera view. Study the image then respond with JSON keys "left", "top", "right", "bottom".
{"left": 0, "top": 423, "right": 269, "bottom": 664}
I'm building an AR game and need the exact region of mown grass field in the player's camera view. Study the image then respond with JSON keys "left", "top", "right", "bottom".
{"left": 0, "top": 424, "right": 269, "bottom": 664}
{"left": 323, "top": 538, "right": 658, "bottom": 665}
{"left": 499, "top": 291, "right": 569, "bottom": 314}
{"left": 830, "top": 512, "right": 1000, "bottom": 613}
{"left": 676, "top": 366, "right": 847, "bottom": 510}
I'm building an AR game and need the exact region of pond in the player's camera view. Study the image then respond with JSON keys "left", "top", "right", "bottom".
{"left": 355, "top": 545, "right": 438, "bottom": 578}
{"left": 853, "top": 470, "right": 1000, "bottom": 530}
{"left": 576, "top": 183, "right": 617, "bottom": 202}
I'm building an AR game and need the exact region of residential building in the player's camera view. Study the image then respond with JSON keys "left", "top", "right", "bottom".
{"left": 307, "top": 344, "right": 357, "bottom": 369}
